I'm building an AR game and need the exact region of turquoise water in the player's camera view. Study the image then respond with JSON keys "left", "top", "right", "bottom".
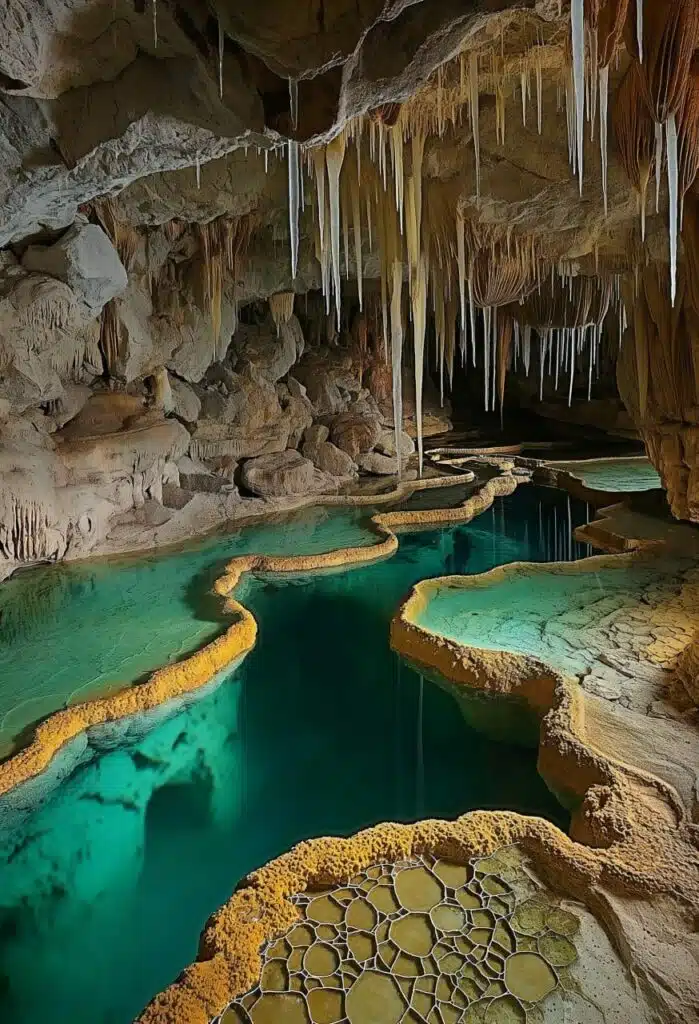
{"left": 0, "top": 505, "right": 379, "bottom": 756}
{"left": 548, "top": 456, "right": 661, "bottom": 492}
{"left": 0, "top": 485, "right": 590, "bottom": 1024}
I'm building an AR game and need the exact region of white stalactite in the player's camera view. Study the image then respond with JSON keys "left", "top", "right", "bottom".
{"left": 667, "top": 114, "right": 679, "bottom": 306}
{"left": 218, "top": 19, "right": 224, "bottom": 99}
{"left": 390, "top": 261, "right": 404, "bottom": 478}
{"left": 469, "top": 53, "right": 481, "bottom": 197}
{"left": 571, "top": 0, "right": 585, "bottom": 193}
{"left": 413, "top": 255, "right": 428, "bottom": 476}
{"left": 599, "top": 65, "right": 609, "bottom": 216}
{"left": 655, "top": 121, "right": 663, "bottom": 213}
{"left": 326, "top": 135, "right": 346, "bottom": 329}
{"left": 636, "top": 0, "right": 643, "bottom": 63}
{"left": 287, "top": 140, "right": 300, "bottom": 279}
{"left": 289, "top": 78, "right": 299, "bottom": 131}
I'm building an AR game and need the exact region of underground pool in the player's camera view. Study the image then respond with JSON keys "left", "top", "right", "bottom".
{"left": 0, "top": 484, "right": 590, "bottom": 1024}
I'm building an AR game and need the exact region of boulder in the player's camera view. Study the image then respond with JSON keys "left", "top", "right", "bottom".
{"left": 176, "top": 455, "right": 225, "bottom": 494}
{"left": 169, "top": 376, "right": 201, "bottom": 424}
{"left": 22, "top": 220, "right": 127, "bottom": 315}
{"left": 231, "top": 314, "right": 305, "bottom": 382}
{"left": 279, "top": 377, "right": 314, "bottom": 448}
{"left": 357, "top": 451, "right": 399, "bottom": 475}
{"left": 375, "top": 428, "right": 415, "bottom": 458}
{"left": 304, "top": 423, "right": 330, "bottom": 445}
{"left": 241, "top": 450, "right": 337, "bottom": 498}
{"left": 303, "top": 439, "right": 357, "bottom": 478}
{"left": 330, "top": 411, "right": 382, "bottom": 458}
{"left": 190, "top": 368, "right": 289, "bottom": 461}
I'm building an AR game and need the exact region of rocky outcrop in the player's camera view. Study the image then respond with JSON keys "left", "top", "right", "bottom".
{"left": 616, "top": 270, "right": 699, "bottom": 522}
{"left": 357, "top": 451, "right": 399, "bottom": 475}
{"left": 22, "top": 219, "right": 127, "bottom": 315}
{"left": 240, "top": 450, "right": 336, "bottom": 497}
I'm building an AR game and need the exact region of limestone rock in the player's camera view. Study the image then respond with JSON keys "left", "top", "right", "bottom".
{"left": 375, "top": 429, "right": 416, "bottom": 458}
{"left": 176, "top": 456, "right": 225, "bottom": 495}
{"left": 190, "top": 368, "right": 289, "bottom": 461}
{"left": 304, "top": 423, "right": 330, "bottom": 446}
{"left": 0, "top": 266, "right": 99, "bottom": 412}
{"left": 330, "top": 411, "right": 382, "bottom": 458}
{"left": 241, "top": 450, "right": 336, "bottom": 498}
{"left": 279, "top": 377, "right": 314, "bottom": 449}
{"left": 303, "top": 439, "right": 357, "bottom": 478}
{"left": 357, "top": 451, "right": 399, "bottom": 475}
{"left": 22, "top": 221, "right": 127, "bottom": 315}
{"left": 169, "top": 376, "right": 201, "bottom": 424}
{"left": 231, "top": 314, "right": 305, "bottom": 382}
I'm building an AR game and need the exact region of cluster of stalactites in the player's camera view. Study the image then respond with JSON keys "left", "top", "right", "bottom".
{"left": 268, "top": 291, "right": 295, "bottom": 332}
{"left": 608, "top": 0, "right": 699, "bottom": 304}
{"left": 195, "top": 214, "right": 253, "bottom": 349}
{"left": 511, "top": 270, "right": 622, "bottom": 406}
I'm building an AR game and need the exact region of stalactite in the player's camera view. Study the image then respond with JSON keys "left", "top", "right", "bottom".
{"left": 287, "top": 140, "right": 300, "bottom": 280}
{"left": 667, "top": 113, "right": 679, "bottom": 306}
{"left": 289, "top": 77, "right": 299, "bottom": 131}
{"left": 571, "top": 0, "right": 585, "bottom": 193}
{"left": 218, "top": 19, "right": 224, "bottom": 99}
{"left": 269, "top": 292, "right": 295, "bottom": 332}
{"left": 390, "top": 261, "right": 404, "bottom": 477}
{"left": 599, "top": 64, "right": 609, "bottom": 216}
{"left": 152, "top": 0, "right": 157, "bottom": 48}
{"left": 413, "top": 254, "right": 428, "bottom": 475}
{"left": 326, "top": 134, "right": 346, "bottom": 329}
{"left": 456, "top": 212, "right": 466, "bottom": 336}
{"left": 469, "top": 52, "right": 481, "bottom": 197}
{"left": 350, "top": 171, "right": 364, "bottom": 311}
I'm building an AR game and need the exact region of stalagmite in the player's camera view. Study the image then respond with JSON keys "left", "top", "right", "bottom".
{"left": 667, "top": 113, "right": 679, "bottom": 305}
{"left": 571, "top": 0, "right": 585, "bottom": 193}
{"left": 599, "top": 65, "right": 609, "bottom": 215}
{"left": 326, "top": 134, "right": 347, "bottom": 329}
{"left": 287, "top": 140, "right": 300, "bottom": 279}
{"left": 469, "top": 52, "right": 481, "bottom": 197}
{"left": 390, "top": 261, "right": 404, "bottom": 477}
{"left": 218, "top": 19, "right": 224, "bottom": 99}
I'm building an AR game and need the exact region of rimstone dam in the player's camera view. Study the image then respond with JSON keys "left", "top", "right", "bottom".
{"left": 0, "top": 1, "right": 699, "bottom": 1022}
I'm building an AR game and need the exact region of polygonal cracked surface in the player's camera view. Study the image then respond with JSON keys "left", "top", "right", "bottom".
{"left": 214, "top": 847, "right": 588, "bottom": 1024}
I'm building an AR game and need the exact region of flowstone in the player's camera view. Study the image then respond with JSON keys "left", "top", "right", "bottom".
{"left": 215, "top": 848, "right": 594, "bottom": 1024}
